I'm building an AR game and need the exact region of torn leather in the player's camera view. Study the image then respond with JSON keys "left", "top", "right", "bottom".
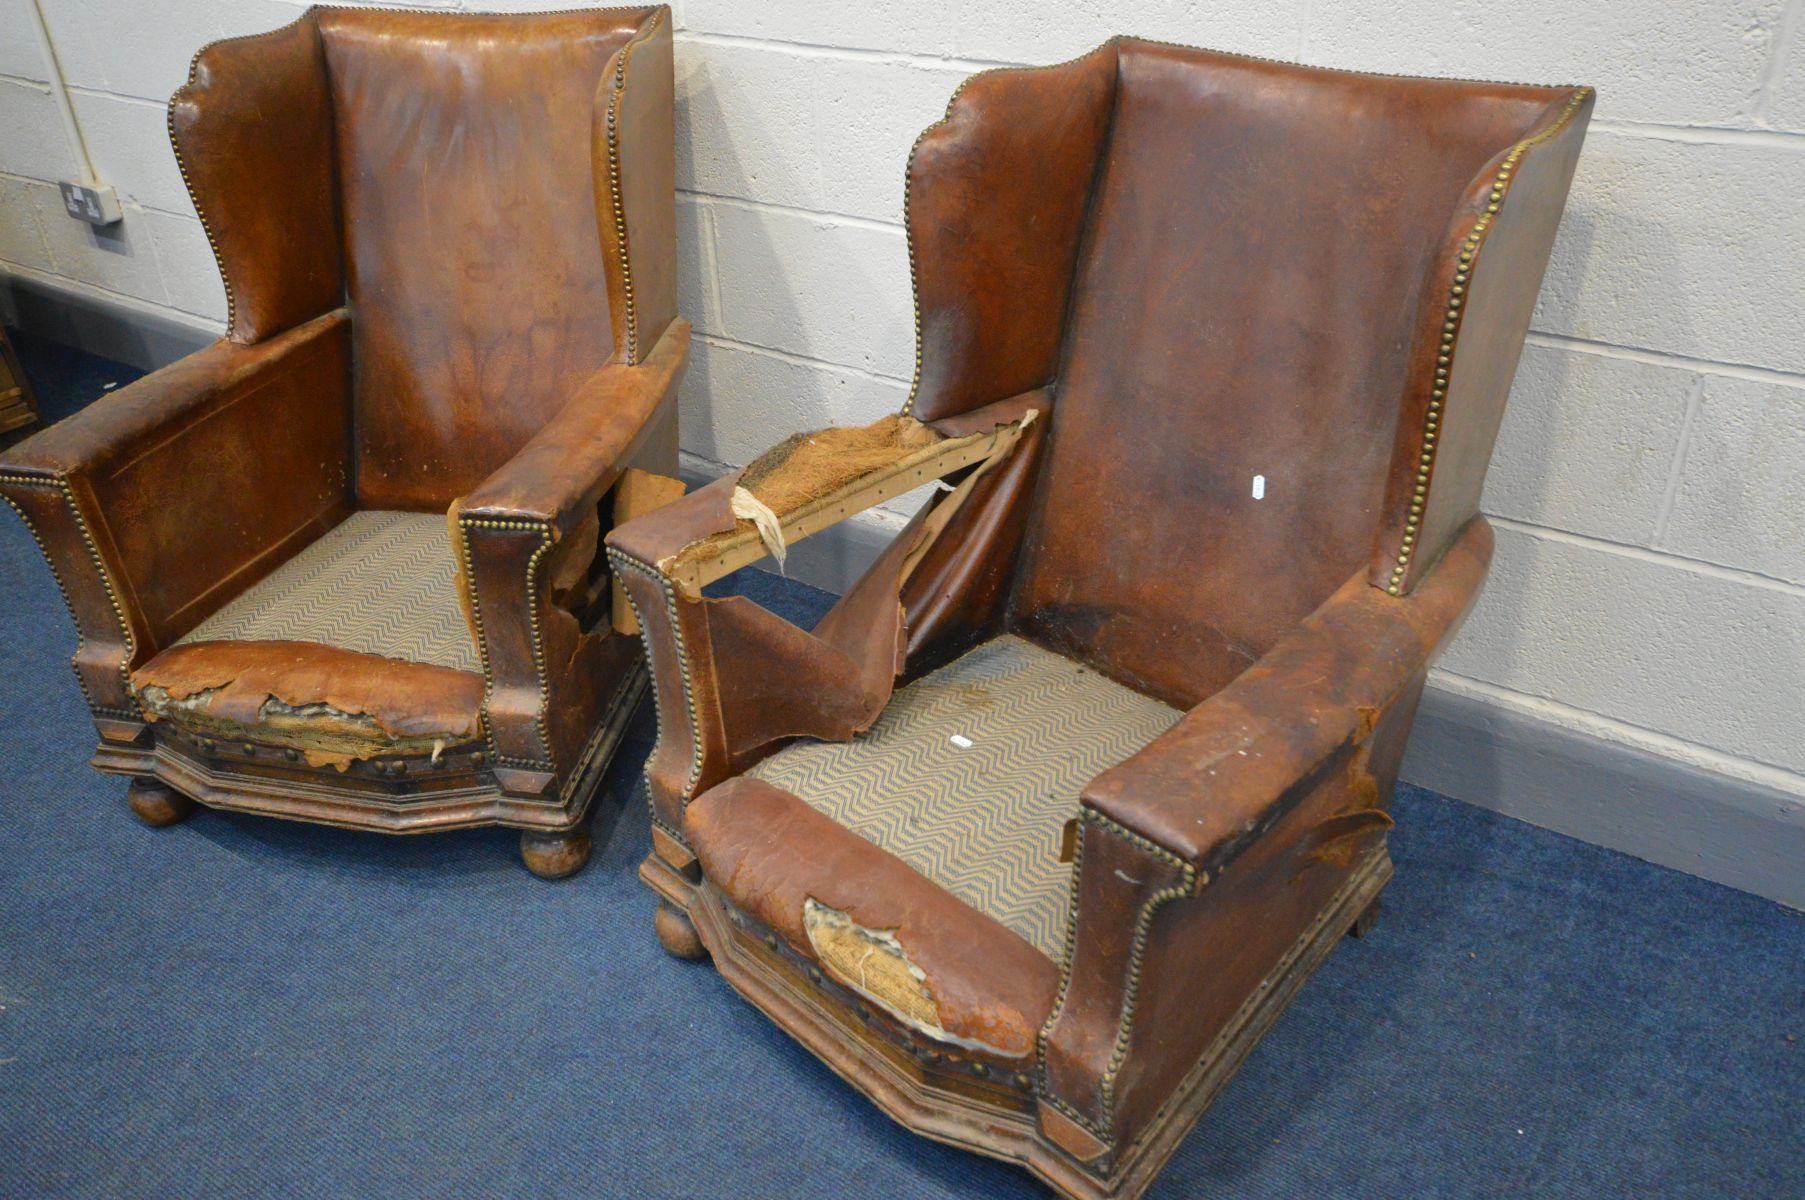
{"left": 688, "top": 777, "right": 1060, "bottom": 1059}
{"left": 668, "top": 408, "right": 1033, "bottom": 586}
{"left": 737, "top": 413, "right": 944, "bottom": 515}
{"left": 132, "top": 640, "right": 483, "bottom": 766}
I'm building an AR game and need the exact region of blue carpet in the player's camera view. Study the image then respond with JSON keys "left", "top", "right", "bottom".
{"left": 1, "top": 335, "right": 1800, "bottom": 1198}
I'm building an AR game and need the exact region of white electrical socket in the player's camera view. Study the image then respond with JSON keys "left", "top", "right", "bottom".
{"left": 59, "top": 180, "right": 122, "bottom": 226}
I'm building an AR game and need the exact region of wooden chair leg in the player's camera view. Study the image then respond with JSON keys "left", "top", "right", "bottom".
{"left": 519, "top": 827, "right": 592, "bottom": 880}
{"left": 655, "top": 899, "right": 707, "bottom": 960}
{"left": 1347, "top": 897, "right": 1382, "bottom": 940}
{"left": 127, "top": 778, "right": 196, "bottom": 828}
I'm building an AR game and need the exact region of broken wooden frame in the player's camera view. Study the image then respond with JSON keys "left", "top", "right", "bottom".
{"left": 660, "top": 412, "right": 1036, "bottom": 595}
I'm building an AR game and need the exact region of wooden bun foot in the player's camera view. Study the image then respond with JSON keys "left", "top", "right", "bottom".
{"left": 655, "top": 899, "right": 707, "bottom": 960}
{"left": 520, "top": 827, "right": 592, "bottom": 880}
{"left": 127, "top": 778, "right": 196, "bottom": 827}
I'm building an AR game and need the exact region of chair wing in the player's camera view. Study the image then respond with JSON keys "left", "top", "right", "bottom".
{"left": 169, "top": 16, "right": 344, "bottom": 344}
{"left": 904, "top": 44, "right": 1116, "bottom": 423}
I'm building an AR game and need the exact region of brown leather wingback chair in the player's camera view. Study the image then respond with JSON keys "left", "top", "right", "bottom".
{"left": 0, "top": 6, "right": 686, "bottom": 879}
{"left": 607, "top": 39, "right": 1590, "bottom": 1199}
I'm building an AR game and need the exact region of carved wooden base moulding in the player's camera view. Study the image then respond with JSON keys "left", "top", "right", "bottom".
{"left": 93, "top": 663, "right": 649, "bottom": 879}
{"left": 646, "top": 843, "right": 1391, "bottom": 1200}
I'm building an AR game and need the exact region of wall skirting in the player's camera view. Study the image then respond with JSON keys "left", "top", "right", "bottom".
{"left": 1402, "top": 681, "right": 1803, "bottom": 909}
{"left": 1, "top": 271, "right": 219, "bottom": 371}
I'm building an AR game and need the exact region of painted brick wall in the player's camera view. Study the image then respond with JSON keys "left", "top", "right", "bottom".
{"left": 1, "top": 0, "right": 1801, "bottom": 814}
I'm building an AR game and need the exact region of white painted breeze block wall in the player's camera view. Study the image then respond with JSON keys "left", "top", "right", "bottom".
{"left": 1, "top": 3, "right": 1802, "bottom": 821}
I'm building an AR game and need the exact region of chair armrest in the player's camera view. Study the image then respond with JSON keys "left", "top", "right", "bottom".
{"left": 458, "top": 320, "right": 689, "bottom": 534}
{"left": 450, "top": 320, "right": 688, "bottom": 782}
{"left": 1037, "top": 519, "right": 1493, "bottom": 1158}
{"left": 1083, "top": 517, "right": 1494, "bottom": 873}
{"left": 0, "top": 310, "right": 352, "bottom": 721}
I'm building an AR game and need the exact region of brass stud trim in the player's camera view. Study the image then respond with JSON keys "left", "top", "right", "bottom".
{"left": 1, "top": 472, "right": 139, "bottom": 719}
{"left": 456, "top": 516, "right": 558, "bottom": 772}
{"left": 607, "top": 547, "right": 704, "bottom": 840}
{"left": 1387, "top": 86, "right": 1592, "bottom": 597}
{"left": 1036, "top": 807, "right": 1199, "bottom": 1139}
{"left": 601, "top": 8, "right": 665, "bottom": 364}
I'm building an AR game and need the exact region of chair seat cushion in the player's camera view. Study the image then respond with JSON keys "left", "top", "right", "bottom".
{"left": 686, "top": 777, "right": 1061, "bottom": 1060}
{"left": 132, "top": 640, "right": 483, "bottom": 768}
{"left": 178, "top": 510, "right": 478, "bottom": 672}
{"left": 746, "top": 634, "right": 1181, "bottom": 959}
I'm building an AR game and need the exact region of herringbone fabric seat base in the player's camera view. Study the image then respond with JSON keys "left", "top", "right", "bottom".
{"left": 747, "top": 635, "right": 1181, "bottom": 959}
{"left": 178, "top": 510, "right": 478, "bottom": 672}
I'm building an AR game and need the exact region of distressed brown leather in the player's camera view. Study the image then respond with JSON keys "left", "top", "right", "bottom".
{"left": 687, "top": 777, "right": 1061, "bottom": 1060}
{"left": 170, "top": 17, "right": 343, "bottom": 344}
{"left": 316, "top": 7, "right": 646, "bottom": 508}
{"left": 614, "top": 37, "right": 1587, "bottom": 1195}
{"left": 906, "top": 46, "right": 1117, "bottom": 422}
{"left": 1081, "top": 519, "right": 1492, "bottom": 869}
{"left": 1013, "top": 46, "right": 1578, "bottom": 709}
{"left": 599, "top": 12, "right": 679, "bottom": 362}
{"left": 2, "top": 7, "right": 685, "bottom": 833}
{"left": 607, "top": 397, "right": 1040, "bottom": 838}
{"left": 460, "top": 321, "right": 690, "bottom": 534}
{"left": 0, "top": 311, "right": 352, "bottom": 694}
{"left": 133, "top": 641, "right": 482, "bottom": 743}
{"left": 1375, "top": 91, "right": 1594, "bottom": 594}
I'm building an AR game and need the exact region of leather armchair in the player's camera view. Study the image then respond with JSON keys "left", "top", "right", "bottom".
{"left": 608, "top": 39, "right": 1590, "bottom": 1198}
{"left": 0, "top": 6, "right": 686, "bottom": 878}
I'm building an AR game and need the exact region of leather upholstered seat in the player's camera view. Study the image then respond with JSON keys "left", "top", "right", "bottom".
{"left": 174, "top": 511, "right": 476, "bottom": 672}
{"left": 131, "top": 511, "right": 482, "bottom": 767}
{"left": 744, "top": 634, "right": 1180, "bottom": 959}
{"left": 0, "top": 6, "right": 687, "bottom": 877}
{"left": 610, "top": 36, "right": 1591, "bottom": 1200}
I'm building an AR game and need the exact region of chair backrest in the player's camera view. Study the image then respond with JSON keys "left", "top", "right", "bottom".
{"left": 313, "top": 8, "right": 649, "bottom": 508}
{"left": 172, "top": 7, "right": 669, "bottom": 510}
{"left": 1011, "top": 41, "right": 1573, "bottom": 705}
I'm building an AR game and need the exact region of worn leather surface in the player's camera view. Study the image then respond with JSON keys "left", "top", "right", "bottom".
{"left": 1107, "top": 678, "right": 1421, "bottom": 1140}
{"left": 906, "top": 45, "right": 1116, "bottom": 422}
{"left": 1377, "top": 92, "right": 1594, "bottom": 594}
{"left": 133, "top": 640, "right": 482, "bottom": 742}
{"left": 460, "top": 322, "right": 689, "bottom": 533}
{"left": 4, "top": 7, "right": 684, "bottom": 813}
{"left": 317, "top": 6, "right": 650, "bottom": 509}
{"left": 169, "top": 16, "right": 343, "bottom": 344}
{"left": 607, "top": 399, "right": 1041, "bottom": 835}
{"left": 901, "top": 390, "right": 1050, "bottom": 675}
{"left": 1013, "top": 42, "right": 1579, "bottom": 708}
{"left": 606, "top": 36, "right": 1587, "bottom": 1172}
{"left": 1082, "top": 518, "right": 1492, "bottom": 868}
{"left": 1040, "top": 523, "right": 1490, "bottom": 1140}
{"left": 1, "top": 312, "right": 352, "bottom": 663}
{"left": 687, "top": 777, "right": 1061, "bottom": 1060}
{"left": 599, "top": 13, "right": 679, "bottom": 362}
